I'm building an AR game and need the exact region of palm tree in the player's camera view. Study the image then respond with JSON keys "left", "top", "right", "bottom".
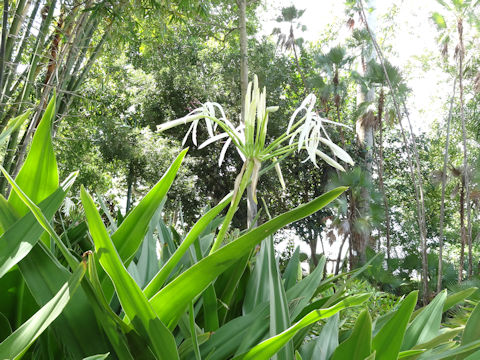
{"left": 432, "top": 0, "right": 478, "bottom": 279}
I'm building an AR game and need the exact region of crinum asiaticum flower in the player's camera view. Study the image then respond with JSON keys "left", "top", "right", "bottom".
{"left": 158, "top": 75, "right": 353, "bottom": 193}
{"left": 158, "top": 75, "right": 353, "bottom": 252}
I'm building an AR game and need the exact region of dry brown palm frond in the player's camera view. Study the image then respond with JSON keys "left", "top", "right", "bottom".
{"left": 451, "top": 183, "right": 459, "bottom": 198}
{"left": 454, "top": 44, "right": 460, "bottom": 60}
{"left": 441, "top": 42, "right": 449, "bottom": 59}
{"left": 474, "top": 71, "right": 480, "bottom": 93}
{"left": 469, "top": 188, "right": 480, "bottom": 201}
{"left": 449, "top": 165, "right": 462, "bottom": 178}
{"left": 431, "top": 169, "right": 445, "bottom": 185}
{"left": 347, "top": 17, "right": 355, "bottom": 30}
{"left": 360, "top": 109, "right": 377, "bottom": 128}
{"left": 327, "top": 230, "right": 336, "bottom": 246}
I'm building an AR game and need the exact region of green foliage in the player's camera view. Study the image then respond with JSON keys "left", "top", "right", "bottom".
{"left": 0, "top": 98, "right": 359, "bottom": 358}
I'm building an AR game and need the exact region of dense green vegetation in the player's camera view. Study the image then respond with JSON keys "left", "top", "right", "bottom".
{"left": 0, "top": 0, "right": 480, "bottom": 359}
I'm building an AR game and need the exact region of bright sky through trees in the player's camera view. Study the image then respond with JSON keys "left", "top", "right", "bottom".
{"left": 259, "top": 0, "right": 452, "bottom": 133}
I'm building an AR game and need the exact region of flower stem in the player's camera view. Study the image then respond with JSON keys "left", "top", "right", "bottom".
{"left": 210, "top": 160, "right": 255, "bottom": 253}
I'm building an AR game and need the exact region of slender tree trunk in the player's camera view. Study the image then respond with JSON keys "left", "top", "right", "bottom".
{"left": 238, "top": 0, "right": 256, "bottom": 228}
{"left": 351, "top": 0, "right": 377, "bottom": 267}
{"left": 126, "top": 163, "right": 134, "bottom": 213}
{"left": 335, "top": 234, "right": 347, "bottom": 275}
{"left": 310, "top": 232, "right": 318, "bottom": 269}
{"left": 358, "top": 0, "right": 429, "bottom": 304}
{"left": 437, "top": 77, "right": 456, "bottom": 292}
{"left": 457, "top": 18, "right": 472, "bottom": 278}
{"left": 376, "top": 88, "right": 391, "bottom": 261}
{"left": 459, "top": 178, "right": 465, "bottom": 283}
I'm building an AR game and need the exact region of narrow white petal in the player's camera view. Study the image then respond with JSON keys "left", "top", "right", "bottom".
{"left": 219, "top": 137, "right": 232, "bottom": 167}
{"left": 198, "top": 132, "right": 229, "bottom": 149}
{"left": 182, "top": 122, "right": 195, "bottom": 146}
{"left": 315, "top": 150, "right": 345, "bottom": 171}
{"left": 319, "top": 137, "right": 355, "bottom": 165}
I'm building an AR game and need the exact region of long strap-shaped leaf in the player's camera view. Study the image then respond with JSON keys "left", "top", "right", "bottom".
{"left": 81, "top": 186, "right": 179, "bottom": 360}
{"left": 372, "top": 291, "right": 418, "bottom": 360}
{"left": 402, "top": 290, "right": 446, "bottom": 350}
{"left": 265, "top": 235, "right": 292, "bottom": 360}
{"left": 1, "top": 166, "right": 78, "bottom": 269}
{"left": 9, "top": 94, "right": 58, "bottom": 217}
{"left": 143, "top": 192, "right": 232, "bottom": 298}
{"left": 149, "top": 187, "right": 347, "bottom": 329}
{"left": 232, "top": 294, "right": 370, "bottom": 360}
{"left": 0, "top": 261, "right": 86, "bottom": 360}
{"left": 111, "top": 148, "right": 188, "bottom": 265}
{"left": 0, "top": 110, "right": 31, "bottom": 148}
{"left": 458, "top": 301, "right": 480, "bottom": 359}
{"left": 198, "top": 257, "right": 327, "bottom": 360}
{"left": 331, "top": 309, "right": 371, "bottom": 360}
{"left": 0, "top": 172, "right": 76, "bottom": 278}
{"left": 100, "top": 149, "right": 188, "bottom": 299}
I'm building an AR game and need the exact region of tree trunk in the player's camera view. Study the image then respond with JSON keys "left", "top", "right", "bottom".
{"left": 335, "top": 234, "right": 347, "bottom": 275}
{"left": 457, "top": 18, "right": 472, "bottom": 278}
{"left": 357, "top": 0, "right": 429, "bottom": 304}
{"left": 126, "top": 163, "right": 134, "bottom": 213}
{"left": 376, "top": 88, "right": 391, "bottom": 261}
{"left": 459, "top": 178, "right": 465, "bottom": 283}
{"left": 437, "top": 77, "right": 456, "bottom": 292}
{"left": 238, "top": 0, "right": 256, "bottom": 228}
{"left": 352, "top": 0, "right": 377, "bottom": 267}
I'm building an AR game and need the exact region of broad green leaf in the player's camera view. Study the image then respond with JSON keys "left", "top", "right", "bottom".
{"left": 1, "top": 166, "right": 78, "bottom": 269}
{"left": 243, "top": 239, "right": 270, "bottom": 315}
{"left": 84, "top": 251, "right": 135, "bottom": 360}
{"left": 299, "top": 314, "right": 339, "bottom": 360}
{"left": 100, "top": 150, "right": 188, "bottom": 300}
{"left": 418, "top": 339, "right": 480, "bottom": 359}
{"left": 81, "top": 187, "right": 178, "bottom": 360}
{"left": 410, "top": 287, "right": 477, "bottom": 322}
{"left": 9, "top": 95, "right": 58, "bottom": 217}
{"left": 199, "top": 258, "right": 327, "bottom": 360}
{"left": 412, "top": 327, "right": 463, "bottom": 350}
{"left": 402, "top": 290, "right": 446, "bottom": 350}
{"left": 457, "top": 302, "right": 480, "bottom": 359}
{"left": 19, "top": 244, "right": 112, "bottom": 357}
{"left": 203, "top": 284, "right": 220, "bottom": 331}
{"left": 265, "top": 236, "right": 292, "bottom": 360}
{"left": 233, "top": 294, "right": 370, "bottom": 360}
{"left": 149, "top": 187, "right": 347, "bottom": 329}
{"left": 0, "top": 262, "right": 85, "bottom": 360}
{"left": 331, "top": 309, "right": 371, "bottom": 360}
{"left": 111, "top": 149, "right": 188, "bottom": 266}
{"left": 0, "top": 173, "right": 76, "bottom": 278}
{"left": 282, "top": 247, "right": 300, "bottom": 291}
{"left": 444, "top": 288, "right": 477, "bottom": 312}
{"left": 0, "top": 194, "right": 19, "bottom": 234}
{"left": 465, "top": 350, "right": 480, "bottom": 360}
{"left": 143, "top": 192, "right": 231, "bottom": 298}
{"left": 0, "top": 111, "right": 31, "bottom": 147}
{"left": 373, "top": 291, "right": 418, "bottom": 360}
{"left": 136, "top": 204, "right": 163, "bottom": 288}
